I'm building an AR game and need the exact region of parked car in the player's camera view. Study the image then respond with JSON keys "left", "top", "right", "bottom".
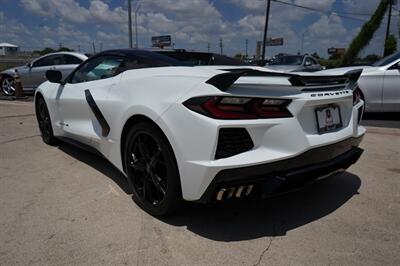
{"left": 265, "top": 54, "right": 323, "bottom": 72}
{"left": 318, "top": 52, "right": 400, "bottom": 112}
{"left": 35, "top": 49, "right": 365, "bottom": 216}
{"left": 0, "top": 52, "right": 88, "bottom": 96}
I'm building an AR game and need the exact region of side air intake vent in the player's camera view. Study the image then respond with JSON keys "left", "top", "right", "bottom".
{"left": 215, "top": 128, "right": 254, "bottom": 159}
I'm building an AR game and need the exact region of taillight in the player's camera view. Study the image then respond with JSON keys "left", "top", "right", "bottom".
{"left": 183, "top": 96, "right": 292, "bottom": 119}
{"left": 353, "top": 86, "right": 362, "bottom": 105}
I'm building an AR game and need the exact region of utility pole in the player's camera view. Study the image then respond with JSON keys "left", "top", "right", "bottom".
{"left": 219, "top": 38, "right": 223, "bottom": 55}
{"left": 245, "top": 39, "right": 248, "bottom": 57}
{"left": 92, "top": 42, "right": 96, "bottom": 54}
{"left": 128, "top": 0, "right": 133, "bottom": 48}
{"left": 134, "top": 1, "right": 141, "bottom": 48}
{"left": 207, "top": 42, "right": 210, "bottom": 52}
{"left": 385, "top": 0, "right": 393, "bottom": 42}
{"left": 261, "top": 0, "right": 271, "bottom": 60}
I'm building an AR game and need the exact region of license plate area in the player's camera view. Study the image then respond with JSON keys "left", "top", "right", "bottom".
{"left": 315, "top": 104, "right": 343, "bottom": 134}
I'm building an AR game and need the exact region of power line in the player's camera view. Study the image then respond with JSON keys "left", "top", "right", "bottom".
{"left": 272, "top": 0, "right": 366, "bottom": 22}
{"left": 271, "top": 0, "right": 397, "bottom": 22}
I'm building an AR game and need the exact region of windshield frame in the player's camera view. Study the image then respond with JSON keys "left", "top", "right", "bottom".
{"left": 372, "top": 52, "right": 400, "bottom": 67}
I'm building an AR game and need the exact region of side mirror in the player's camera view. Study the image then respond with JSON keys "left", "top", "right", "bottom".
{"left": 45, "top": 70, "right": 62, "bottom": 84}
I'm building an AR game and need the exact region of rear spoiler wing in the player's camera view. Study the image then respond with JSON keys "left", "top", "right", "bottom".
{"left": 206, "top": 68, "right": 363, "bottom": 92}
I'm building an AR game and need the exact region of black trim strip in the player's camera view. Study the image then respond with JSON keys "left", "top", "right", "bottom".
{"left": 205, "top": 68, "right": 363, "bottom": 91}
{"left": 84, "top": 89, "right": 110, "bottom": 137}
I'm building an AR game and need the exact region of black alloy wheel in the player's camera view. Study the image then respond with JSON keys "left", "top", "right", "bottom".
{"left": 36, "top": 97, "right": 57, "bottom": 145}
{"left": 124, "top": 122, "right": 182, "bottom": 216}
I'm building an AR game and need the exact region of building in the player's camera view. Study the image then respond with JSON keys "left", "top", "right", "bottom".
{"left": 0, "top": 43, "right": 19, "bottom": 56}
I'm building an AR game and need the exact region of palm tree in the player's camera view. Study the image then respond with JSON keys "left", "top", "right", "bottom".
{"left": 341, "top": 0, "right": 391, "bottom": 66}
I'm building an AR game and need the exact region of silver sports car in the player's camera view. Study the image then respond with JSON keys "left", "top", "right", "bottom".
{"left": 1, "top": 52, "right": 87, "bottom": 96}
{"left": 318, "top": 52, "right": 400, "bottom": 112}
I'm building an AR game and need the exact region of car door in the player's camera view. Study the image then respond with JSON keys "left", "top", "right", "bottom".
{"left": 55, "top": 55, "right": 124, "bottom": 147}
{"left": 29, "top": 54, "right": 64, "bottom": 88}
{"left": 382, "top": 61, "right": 400, "bottom": 111}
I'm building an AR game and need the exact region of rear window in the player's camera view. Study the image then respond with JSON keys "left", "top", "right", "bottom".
{"left": 157, "top": 51, "right": 245, "bottom": 66}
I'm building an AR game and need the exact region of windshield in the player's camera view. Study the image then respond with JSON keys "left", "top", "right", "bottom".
{"left": 269, "top": 56, "right": 303, "bottom": 65}
{"left": 372, "top": 52, "right": 400, "bottom": 66}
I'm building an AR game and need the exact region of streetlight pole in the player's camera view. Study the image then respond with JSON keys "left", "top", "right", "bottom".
{"left": 128, "top": 0, "right": 133, "bottom": 48}
{"left": 134, "top": 2, "right": 141, "bottom": 48}
{"left": 245, "top": 39, "right": 248, "bottom": 57}
{"left": 261, "top": 0, "right": 271, "bottom": 60}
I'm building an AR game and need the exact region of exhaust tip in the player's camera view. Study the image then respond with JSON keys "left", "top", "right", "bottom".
{"left": 226, "top": 188, "right": 235, "bottom": 199}
{"left": 244, "top": 185, "right": 254, "bottom": 196}
{"left": 216, "top": 188, "right": 226, "bottom": 201}
{"left": 235, "top": 186, "right": 245, "bottom": 198}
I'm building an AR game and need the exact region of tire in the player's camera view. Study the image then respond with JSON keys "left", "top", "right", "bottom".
{"left": 35, "top": 97, "right": 57, "bottom": 145}
{"left": 124, "top": 121, "right": 183, "bottom": 217}
{"left": 1, "top": 75, "right": 15, "bottom": 96}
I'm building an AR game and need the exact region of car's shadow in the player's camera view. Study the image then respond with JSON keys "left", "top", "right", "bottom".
{"left": 58, "top": 142, "right": 361, "bottom": 241}
{"left": 58, "top": 142, "right": 132, "bottom": 194}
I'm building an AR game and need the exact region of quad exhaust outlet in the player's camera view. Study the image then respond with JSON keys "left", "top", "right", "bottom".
{"left": 216, "top": 185, "right": 254, "bottom": 201}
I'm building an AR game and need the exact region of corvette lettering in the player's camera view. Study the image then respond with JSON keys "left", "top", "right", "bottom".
{"left": 310, "top": 90, "right": 351, "bottom": 97}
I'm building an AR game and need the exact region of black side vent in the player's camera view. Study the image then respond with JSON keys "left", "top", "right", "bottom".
{"left": 215, "top": 128, "right": 254, "bottom": 159}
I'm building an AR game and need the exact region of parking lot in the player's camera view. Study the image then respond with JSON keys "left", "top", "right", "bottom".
{"left": 0, "top": 99, "right": 399, "bottom": 265}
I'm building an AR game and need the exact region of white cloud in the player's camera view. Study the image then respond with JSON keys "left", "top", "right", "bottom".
{"left": 21, "top": 0, "right": 90, "bottom": 23}
{"left": 294, "top": 0, "right": 335, "bottom": 10}
{"left": 89, "top": 0, "right": 127, "bottom": 24}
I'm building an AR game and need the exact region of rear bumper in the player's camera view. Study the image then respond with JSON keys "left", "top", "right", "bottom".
{"left": 197, "top": 136, "right": 363, "bottom": 202}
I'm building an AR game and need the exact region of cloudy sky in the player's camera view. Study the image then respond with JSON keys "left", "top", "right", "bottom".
{"left": 0, "top": 0, "right": 398, "bottom": 58}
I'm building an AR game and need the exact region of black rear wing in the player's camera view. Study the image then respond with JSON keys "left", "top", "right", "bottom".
{"left": 206, "top": 68, "right": 363, "bottom": 92}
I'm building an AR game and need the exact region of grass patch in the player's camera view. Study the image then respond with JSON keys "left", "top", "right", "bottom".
{"left": 0, "top": 63, "right": 16, "bottom": 72}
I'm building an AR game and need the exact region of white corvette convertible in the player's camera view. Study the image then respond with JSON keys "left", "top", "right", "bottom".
{"left": 35, "top": 49, "right": 365, "bottom": 216}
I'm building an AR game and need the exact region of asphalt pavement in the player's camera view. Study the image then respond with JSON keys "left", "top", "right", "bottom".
{"left": 0, "top": 100, "right": 399, "bottom": 265}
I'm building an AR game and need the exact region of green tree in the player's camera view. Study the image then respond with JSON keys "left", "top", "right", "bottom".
{"left": 234, "top": 53, "right": 245, "bottom": 61}
{"left": 58, "top": 47, "right": 74, "bottom": 52}
{"left": 342, "top": 0, "right": 390, "bottom": 66}
{"left": 384, "top": 34, "right": 397, "bottom": 56}
{"left": 38, "top": 47, "right": 56, "bottom": 55}
{"left": 364, "top": 54, "right": 380, "bottom": 62}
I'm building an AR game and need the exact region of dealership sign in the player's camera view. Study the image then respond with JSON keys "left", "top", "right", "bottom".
{"left": 266, "top": 37, "right": 283, "bottom": 46}
{"left": 151, "top": 35, "right": 172, "bottom": 47}
{"left": 328, "top": 47, "right": 346, "bottom": 55}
